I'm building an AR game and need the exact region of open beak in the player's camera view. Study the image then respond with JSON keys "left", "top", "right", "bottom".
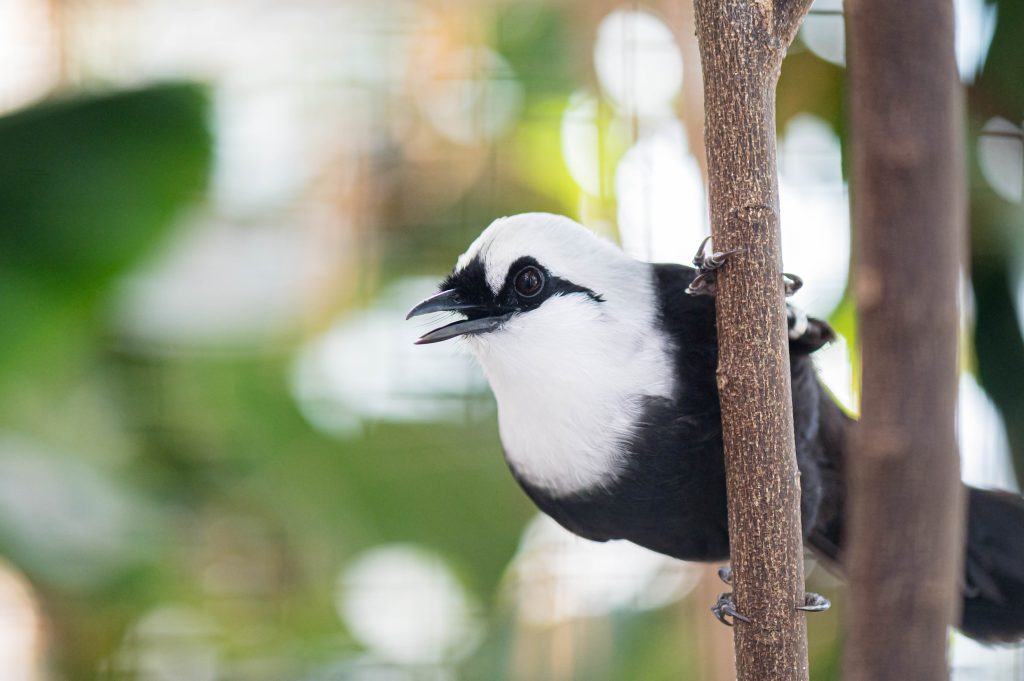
{"left": 406, "top": 289, "right": 511, "bottom": 345}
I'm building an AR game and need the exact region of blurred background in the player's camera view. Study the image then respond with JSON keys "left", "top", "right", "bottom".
{"left": 0, "top": 0, "right": 1022, "bottom": 679}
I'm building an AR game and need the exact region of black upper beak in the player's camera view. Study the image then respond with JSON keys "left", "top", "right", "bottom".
{"left": 405, "top": 289, "right": 478, "bottom": 320}
{"left": 406, "top": 289, "right": 511, "bottom": 345}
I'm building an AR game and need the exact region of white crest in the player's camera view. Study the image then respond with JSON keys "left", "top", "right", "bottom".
{"left": 455, "top": 214, "right": 676, "bottom": 496}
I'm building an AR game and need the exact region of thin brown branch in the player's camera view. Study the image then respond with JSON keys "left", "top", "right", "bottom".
{"left": 691, "top": 0, "right": 813, "bottom": 680}
{"left": 773, "top": 0, "right": 814, "bottom": 48}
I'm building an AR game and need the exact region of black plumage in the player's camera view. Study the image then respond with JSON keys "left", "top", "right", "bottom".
{"left": 410, "top": 218, "right": 1024, "bottom": 644}
{"left": 507, "top": 264, "right": 1024, "bottom": 643}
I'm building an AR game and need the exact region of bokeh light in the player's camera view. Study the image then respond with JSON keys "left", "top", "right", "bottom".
{"left": 0, "top": 0, "right": 58, "bottom": 111}
{"left": 593, "top": 9, "right": 683, "bottom": 120}
{"left": 799, "top": 0, "right": 845, "bottom": 66}
{"left": 116, "top": 220, "right": 343, "bottom": 349}
{"left": 954, "top": 0, "right": 998, "bottom": 82}
{"left": 0, "top": 437, "right": 145, "bottom": 589}
{"left": 959, "top": 374, "right": 1018, "bottom": 491}
{"left": 950, "top": 630, "right": 1023, "bottom": 681}
{"left": 113, "top": 605, "right": 221, "bottom": 681}
{"left": 799, "top": 0, "right": 997, "bottom": 81}
{"left": 979, "top": 117, "right": 1023, "bottom": 204}
{"left": 336, "top": 545, "right": 482, "bottom": 666}
{"left": 291, "top": 279, "right": 488, "bottom": 436}
{"left": 1, "top": 0, "right": 1021, "bottom": 678}
{"left": 509, "top": 515, "right": 701, "bottom": 626}
{"left": 0, "top": 562, "right": 43, "bottom": 681}
{"left": 779, "top": 114, "right": 850, "bottom": 318}
{"left": 616, "top": 119, "right": 707, "bottom": 263}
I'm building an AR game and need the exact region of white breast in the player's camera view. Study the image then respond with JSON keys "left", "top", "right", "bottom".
{"left": 465, "top": 291, "right": 675, "bottom": 497}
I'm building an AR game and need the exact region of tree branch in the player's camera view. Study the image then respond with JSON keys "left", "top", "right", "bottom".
{"left": 844, "top": 0, "right": 966, "bottom": 678}
{"left": 692, "top": 1, "right": 813, "bottom": 680}
{"left": 773, "top": 0, "right": 814, "bottom": 49}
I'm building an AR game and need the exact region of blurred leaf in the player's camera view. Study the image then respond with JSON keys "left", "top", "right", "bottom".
{"left": 977, "top": 0, "right": 1024, "bottom": 119}
{"left": 778, "top": 50, "right": 846, "bottom": 134}
{"left": 968, "top": 0, "right": 1024, "bottom": 481}
{"left": 970, "top": 260, "right": 1024, "bottom": 484}
{"left": 0, "top": 83, "right": 211, "bottom": 393}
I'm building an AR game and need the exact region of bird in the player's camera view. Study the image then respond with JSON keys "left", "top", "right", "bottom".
{"left": 406, "top": 212, "right": 1024, "bottom": 642}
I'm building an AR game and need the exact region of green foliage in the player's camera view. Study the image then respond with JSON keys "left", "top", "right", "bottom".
{"left": 1, "top": 3, "right": 1021, "bottom": 678}
{"left": 0, "top": 83, "right": 211, "bottom": 678}
{"left": 778, "top": 50, "right": 846, "bottom": 135}
{"left": 0, "top": 83, "right": 211, "bottom": 394}
{"left": 977, "top": 0, "right": 1024, "bottom": 119}
{"left": 969, "top": 0, "right": 1024, "bottom": 480}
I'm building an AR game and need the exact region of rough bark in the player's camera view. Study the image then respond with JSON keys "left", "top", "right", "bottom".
{"left": 844, "top": 1, "right": 966, "bottom": 679}
{"left": 691, "top": 1, "right": 813, "bottom": 680}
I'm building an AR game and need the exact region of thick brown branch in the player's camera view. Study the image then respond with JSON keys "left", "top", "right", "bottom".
{"left": 844, "top": 0, "right": 966, "bottom": 679}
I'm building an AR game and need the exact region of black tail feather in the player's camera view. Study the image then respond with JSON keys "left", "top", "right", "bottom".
{"left": 960, "top": 486, "right": 1024, "bottom": 643}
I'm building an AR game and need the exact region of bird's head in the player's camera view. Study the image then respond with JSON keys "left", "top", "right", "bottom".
{"left": 407, "top": 213, "right": 675, "bottom": 493}
{"left": 406, "top": 213, "right": 653, "bottom": 355}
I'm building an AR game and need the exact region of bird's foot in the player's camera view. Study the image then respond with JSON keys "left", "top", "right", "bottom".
{"left": 685, "top": 237, "right": 803, "bottom": 298}
{"left": 796, "top": 591, "right": 831, "bottom": 613}
{"left": 717, "top": 565, "right": 733, "bottom": 585}
{"left": 782, "top": 272, "right": 803, "bottom": 297}
{"left": 685, "top": 237, "right": 740, "bottom": 297}
{"left": 711, "top": 591, "right": 750, "bottom": 626}
{"left": 713, "top": 565, "right": 830, "bottom": 622}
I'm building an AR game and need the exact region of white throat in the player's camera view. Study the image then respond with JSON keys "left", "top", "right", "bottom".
{"left": 464, "top": 265, "right": 675, "bottom": 497}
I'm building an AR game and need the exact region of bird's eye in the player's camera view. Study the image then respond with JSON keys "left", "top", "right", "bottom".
{"left": 514, "top": 266, "right": 544, "bottom": 298}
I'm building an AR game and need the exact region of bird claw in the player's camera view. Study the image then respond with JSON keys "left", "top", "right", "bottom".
{"left": 713, "top": 566, "right": 828, "bottom": 622}
{"left": 717, "top": 565, "right": 733, "bottom": 585}
{"left": 686, "top": 272, "right": 716, "bottom": 297}
{"left": 711, "top": 591, "right": 750, "bottom": 626}
{"left": 782, "top": 272, "right": 803, "bottom": 297}
{"left": 686, "top": 237, "right": 741, "bottom": 297}
{"left": 796, "top": 591, "right": 831, "bottom": 613}
{"left": 692, "top": 236, "right": 738, "bottom": 271}
{"left": 685, "top": 237, "right": 800, "bottom": 298}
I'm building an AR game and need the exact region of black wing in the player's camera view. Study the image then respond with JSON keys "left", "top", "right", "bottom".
{"left": 651, "top": 263, "right": 835, "bottom": 358}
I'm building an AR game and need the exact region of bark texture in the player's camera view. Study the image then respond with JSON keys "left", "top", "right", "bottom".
{"left": 691, "top": 2, "right": 813, "bottom": 680}
{"left": 845, "top": 1, "right": 966, "bottom": 679}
